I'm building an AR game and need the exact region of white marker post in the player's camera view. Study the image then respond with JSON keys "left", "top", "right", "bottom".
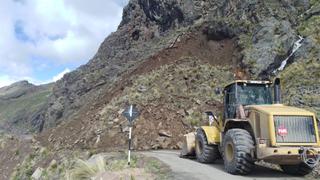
{"left": 122, "top": 105, "right": 139, "bottom": 166}
{"left": 128, "top": 105, "right": 133, "bottom": 165}
{"left": 128, "top": 125, "right": 132, "bottom": 165}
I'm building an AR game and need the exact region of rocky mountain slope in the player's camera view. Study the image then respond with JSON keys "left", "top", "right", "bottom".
{"left": 41, "top": 0, "right": 319, "bottom": 132}
{"left": 0, "top": 81, "right": 52, "bottom": 134}
{"left": 1, "top": 0, "right": 320, "bottom": 178}
{"left": 36, "top": 0, "right": 320, "bottom": 147}
{"left": 0, "top": 0, "right": 316, "bottom": 151}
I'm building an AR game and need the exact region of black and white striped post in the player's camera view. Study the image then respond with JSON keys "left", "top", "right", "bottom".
{"left": 122, "top": 105, "right": 140, "bottom": 166}
{"left": 128, "top": 124, "right": 132, "bottom": 165}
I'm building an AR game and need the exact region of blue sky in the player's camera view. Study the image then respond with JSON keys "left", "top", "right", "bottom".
{"left": 0, "top": 0, "right": 128, "bottom": 87}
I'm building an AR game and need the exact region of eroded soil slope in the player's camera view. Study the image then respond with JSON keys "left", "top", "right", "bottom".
{"left": 38, "top": 31, "right": 238, "bottom": 152}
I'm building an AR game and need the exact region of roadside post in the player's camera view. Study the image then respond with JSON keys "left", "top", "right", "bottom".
{"left": 122, "top": 105, "right": 140, "bottom": 165}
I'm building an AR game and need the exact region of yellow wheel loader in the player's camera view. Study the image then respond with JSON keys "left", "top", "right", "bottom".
{"left": 181, "top": 78, "right": 320, "bottom": 175}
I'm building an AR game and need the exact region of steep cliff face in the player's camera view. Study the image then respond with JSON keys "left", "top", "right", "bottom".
{"left": 40, "top": 0, "right": 319, "bottom": 135}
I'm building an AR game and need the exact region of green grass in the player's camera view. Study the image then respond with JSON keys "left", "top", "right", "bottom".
{"left": 99, "top": 58, "right": 233, "bottom": 126}
{"left": 66, "top": 156, "right": 107, "bottom": 180}
{"left": 310, "top": 0, "right": 320, "bottom": 6}
{"left": 298, "top": 15, "right": 320, "bottom": 44}
{"left": 11, "top": 153, "right": 37, "bottom": 180}
{"left": 0, "top": 90, "right": 50, "bottom": 119}
{"left": 280, "top": 58, "right": 320, "bottom": 117}
{"left": 65, "top": 153, "right": 141, "bottom": 180}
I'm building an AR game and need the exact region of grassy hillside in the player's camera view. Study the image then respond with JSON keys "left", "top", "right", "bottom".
{"left": 39, "top": 57, "right": 234, "bottom": 152}
{"left": 281, "top": 58, "right": 320, "bottom": 117}
{"left": 0, "top": 82, "right": 52, "bottom": 133}
{"left": 281, "top": 1, "right": 320, "bottom": 118}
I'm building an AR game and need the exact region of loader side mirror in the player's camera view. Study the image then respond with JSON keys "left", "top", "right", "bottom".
{"left": 214, "top": 88, "right": 222, "bottom": 95}
{"left": 205, "top": 111, "right": 218, "bottom": 126}
{"left": 274, "top": 78, "right": 281, "bottom": 104}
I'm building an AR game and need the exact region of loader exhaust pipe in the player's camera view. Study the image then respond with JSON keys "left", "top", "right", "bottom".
{"left": 274, "top": 78, "right": 281, "bottom": 104}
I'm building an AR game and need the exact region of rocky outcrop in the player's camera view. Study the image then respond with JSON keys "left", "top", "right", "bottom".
{"left": 244, "top": 17, "right": 297, "bottom": 77}
{"left": 137, "top": 0, "right": 184, "bottom": 32}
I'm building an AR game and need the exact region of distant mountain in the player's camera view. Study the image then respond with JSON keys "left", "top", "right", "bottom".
{"left": 0, "top": 81, "right": 36, "bottom": 100}
{"left": 0, "top": 81, "right": 53, "bottom": 134}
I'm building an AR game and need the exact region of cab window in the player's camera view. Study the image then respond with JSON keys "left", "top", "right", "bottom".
{"left": 224, "top": 84, "right": 236, "bottom": 119}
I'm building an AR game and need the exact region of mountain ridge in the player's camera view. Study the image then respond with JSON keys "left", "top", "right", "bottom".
{"left": 0, "top": 81, "right": 53, "bottom": 134}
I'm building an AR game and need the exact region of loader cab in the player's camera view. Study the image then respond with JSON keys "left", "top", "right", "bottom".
{"left": 223, "top": 80, "right": 273, "bottom": 119}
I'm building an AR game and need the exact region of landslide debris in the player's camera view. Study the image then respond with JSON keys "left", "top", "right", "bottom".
{"left": 39, "top": 58, "right": 234, "bottom": 152}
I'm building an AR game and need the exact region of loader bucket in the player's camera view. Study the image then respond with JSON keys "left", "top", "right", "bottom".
{"left": 180, "top": 132, "right": 196, "bottom": 157}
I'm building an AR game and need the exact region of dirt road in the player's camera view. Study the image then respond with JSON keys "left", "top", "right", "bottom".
{"left": 142, "top": 151, "right": 304, "bottom": 180}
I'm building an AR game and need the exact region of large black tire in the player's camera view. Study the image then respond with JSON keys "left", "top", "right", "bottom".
{"left": 281, "top": 163, "right": 313, "bottom": 176}
{"left": 222, "top": 129, "right": 254, "bottom": 175}
{"left": 195, "top": 128, "right": 220, "bottom": 163}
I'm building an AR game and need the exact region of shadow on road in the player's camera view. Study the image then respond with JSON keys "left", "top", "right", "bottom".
{"left": 206, "top": 159, "right": 295, "bottom": 179}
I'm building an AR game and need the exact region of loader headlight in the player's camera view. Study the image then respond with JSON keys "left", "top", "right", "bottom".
{"left": 259, "top": 139, "right": 267, "bottom": 144}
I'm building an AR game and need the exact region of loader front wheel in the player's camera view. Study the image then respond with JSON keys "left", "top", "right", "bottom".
{"left": 281, "top": 163, "right": 313, "bottom": 176}
{"left": 223, "top": 129, "right": 254, "bottom": 175}
{"left": 195, "top": 128, "right": 220, "bottom": 163}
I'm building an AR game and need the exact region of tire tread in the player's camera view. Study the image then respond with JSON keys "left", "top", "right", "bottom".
{"left": 222, "top": 128, "right": 254, "bottom": 175}
{"left": 195, "top": 128, "right": 220, "bottom": 163}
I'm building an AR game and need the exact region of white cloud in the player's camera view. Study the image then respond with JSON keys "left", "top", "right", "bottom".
{"left": 52, "top": 68, "right": 70, "bottom": 82}
{"left": 0, "top": 75, "right": 16, "bottom": 88}
{"left": 0, "top": 0, "right": 128, "bottom": 85}
{"left": 0, "top": 74, "right": 38, "bottom": 88}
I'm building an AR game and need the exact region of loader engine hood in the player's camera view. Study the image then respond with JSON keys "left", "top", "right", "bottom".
{"left": 246, "top": 104, "right": 319, "bottom": 146}
{"left": 246, "top": 104, "right": 315, "bottom": 116}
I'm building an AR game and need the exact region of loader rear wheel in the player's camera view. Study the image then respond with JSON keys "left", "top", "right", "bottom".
{"left": 281, "top": 163, "right": 313, "bottom": 176}
{"left": 223, "top": 129, "right": 254, "bottom": 175}
{"left": 195, "top": 128, "right": 220, "bottom": 163}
